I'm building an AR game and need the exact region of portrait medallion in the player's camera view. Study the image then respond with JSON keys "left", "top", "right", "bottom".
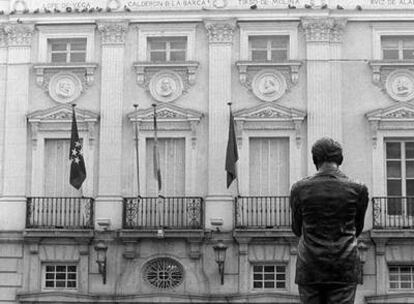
{"left": 385, "top": 69, "right": 414, "bottom": 102}
{"left": 252, "top": 70, "right": 287, "bottom": 102}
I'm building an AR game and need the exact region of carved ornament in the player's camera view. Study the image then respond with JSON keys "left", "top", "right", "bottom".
{"left": 385, "top": 69, "right": 414, "bottom": 102}
{"left": 48, "top": 72, "right": 82, "bottom": 104}
{"left": 97, "top": 21, "right": 129, "bottom": 45}
{"left": 204, "top": 19, "right": 236, "bottom": 44}
{"left": 301, "top": 18, "right": 347, "bottom": 43}
{"left": 4, "top": 23, "right": 34, "bottom": 46}
{"left": 149, "top": 70, "right": 183, "bottom": 103}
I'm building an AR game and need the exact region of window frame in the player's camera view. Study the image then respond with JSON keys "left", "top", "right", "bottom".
{"left": 147, "top": 36, "right": 187, "bottom": 62}
{"left": 388, "top": 264, "right": 414, "bottom": 291}
{"left": 137, "top": 24, "right": 196, "bottom": 62}
{"left": 48, "top": 38, "right": 87, "bottom": 63}
{"left": 42, "top": 263, "right": 78, "bottom": 291}
{"left": 239, "top": 22, "right": 298, "bottom": 61}
{"left": 251, "top": 263, "right": 288, "bottom": 291}
{"left": 248, "top": 35, "right": 289, "bottom": 62}
{"left": 372, "top": 24, "right": 414, "bottom": 60}
{"left": 37, "top": 25, "right": 95, "bottom": 63}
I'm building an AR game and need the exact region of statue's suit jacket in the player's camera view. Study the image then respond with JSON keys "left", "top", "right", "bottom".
{"left": 290, "top": 168, "right": 369, "bottom": 285}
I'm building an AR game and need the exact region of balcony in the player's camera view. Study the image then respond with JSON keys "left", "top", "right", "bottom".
{"left": 372, "top": 196, "right": 414, "bottom": 229}
{"left": 122, "top": 196, "right": 203, "bottom": 235}
{"left": 25, "top": 197, "right": 94, "bottom": 237}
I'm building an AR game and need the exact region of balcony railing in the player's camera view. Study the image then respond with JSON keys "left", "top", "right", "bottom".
{"left": 123, "top": 197, "right": 203, "bottom": 229}
{"left": 373, "top": 196, "right": 414, "bottom": 229}
{"left": 235, "top": 196, "right": 291, "bottom": 229}
{"left": 26, "top": 197, "right": 94, "bottom": 229}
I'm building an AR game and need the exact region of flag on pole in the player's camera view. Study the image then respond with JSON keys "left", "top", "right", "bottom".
{"left": 153, "top": 104, "right": 162, "bottom": 192}
{"left": 225, "top": 106, "right": 239, "bottom": 188}
{"left": 69, "top": 106, "right": 86, "bottom": 190}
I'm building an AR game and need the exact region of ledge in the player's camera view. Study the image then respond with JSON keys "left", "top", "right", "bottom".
{"left": 119, "top": 229, "right": 204, "bottom": 240}
{"left": 23, "top": 229, "right": 94, "bottom": 239}
{"left": 233, "top": 228, "right": 295, "bottom": 239}
{"left": 365, "top": 293, "right": 414, "bottom": 304}
{"left": 370, "top": 229, "right": 414, "bottom": 239}
{"left": 368, "top": 60, "right": 414, "bottom": 84}
{"left": 33, "top": 62, "right": 98, "bottom": 86}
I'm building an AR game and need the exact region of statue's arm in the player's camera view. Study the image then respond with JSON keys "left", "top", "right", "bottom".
{"left": 290, "top": 184, "right": 302, "bottom": 237}
{"left": 356, "top": 185, "right": 369, "bottom": 237}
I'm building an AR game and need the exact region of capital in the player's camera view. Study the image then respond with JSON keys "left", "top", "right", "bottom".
{"left": 204, "top": 19, "right": 237, "bottom": 44}
{"left": 301, "top": 18, "right": 347, "bottom": 43}
{"left": 97, "top": 21, "right": 129, "bottom": 45}
{"left": 4, "top": 23, "right": 35, "bottom": 47}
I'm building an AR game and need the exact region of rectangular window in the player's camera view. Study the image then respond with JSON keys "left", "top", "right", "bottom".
{"left": 44, "top": 139, "right": 81, "bottom": 196}
{"left": 49, "top": 38, "right": 87, "bottom": 63}
{"left": 389, "top": 265, "right": 414, "bottom": 289}
{"left": 146, "top": 138, "right": 185, "bottom": 196}
{"left": 44, "top": 264, "right": 77, "bottom": 289}
{"left": 148, "top": 37, "right": 187, "bottom": 62}
{"left": 249, "top": 35, "right": 289, "bottom": 61}
{"left": 253, "top": 264, "right": 286, "bottom": 289}
{"left": 249, "top": 137, "right": 289, "bottom": 196}
{"left": 382, "top": 36, "right": 414, "bottom": 60}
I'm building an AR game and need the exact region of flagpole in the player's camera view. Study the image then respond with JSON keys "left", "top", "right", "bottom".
{"left": 227, "top": 102, "right": 240, "bottom": 197}
{"left": 133, "top": 104, "right": 141, "bottom": 198}
{"left": 152, "top": 103, "right": 161, "bottom": 197}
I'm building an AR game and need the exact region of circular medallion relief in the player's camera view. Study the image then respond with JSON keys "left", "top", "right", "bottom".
{"left": 149, "top": 70, "right": 183, "bottom": 103}
{"left": 252, "top": 70, "right": 287, "bottom": 102}
{"left": 143, "top": 257, "right": 184, "bottom": 289}
{"left": 49, "top": 72, "right": 82, "bottom": 104}
{"left": 385, "top": 69, "right": 414, "bottom": 102}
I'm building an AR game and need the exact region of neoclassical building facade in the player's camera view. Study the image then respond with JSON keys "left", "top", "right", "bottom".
{"left": 0, "top": 0, "right": 414, "bottom": 303}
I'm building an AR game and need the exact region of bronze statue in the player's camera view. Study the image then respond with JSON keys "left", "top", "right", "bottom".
{"left": 290, "top": 138, "right": 368, "bottom": 304}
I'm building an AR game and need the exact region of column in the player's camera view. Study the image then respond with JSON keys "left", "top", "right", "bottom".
{"left": 301, "top": 18, "right": 347, "bottom": 173}
{"left": 204, "top": 20, "right": 236, "bottom": 231}
{"left": 0, "top": 24, "right": 34, "bottom": 230}
{"left": 95, "top": 22, "right": 128, "bottom": 230}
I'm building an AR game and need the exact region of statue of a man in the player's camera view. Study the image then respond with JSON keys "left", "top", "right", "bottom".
{"left": 290, "top": 137, "right": 368, "bottom": 304}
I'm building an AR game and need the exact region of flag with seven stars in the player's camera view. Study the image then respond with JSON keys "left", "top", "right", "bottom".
{"left": 69, "top": 106, "right": 86, "bottom": 190}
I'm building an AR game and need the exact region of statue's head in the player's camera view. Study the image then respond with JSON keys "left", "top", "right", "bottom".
{"left": 311, "top": 137, "right": 343, "bottom": 170}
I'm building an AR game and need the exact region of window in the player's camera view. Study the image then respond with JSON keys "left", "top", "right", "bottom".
{"left": 146, "top": 138, "right": 185, "bottom": 196}
{"left": 382, "top": 36, "right": 414, "bottom": 60}
{"left": 148, "top": 37, "right": 187, "bottom": 62}
{"left": 389, "top": 265, "right": 414, "bottom": 289}
{"left": 253, "top": 264, "right": 286, "bottom": 289}
{"left": 44, "top": 139, "right": 82, "bottom": 196}
{"left": 385, "top": 140, "right": 414, "bottom": 216}
{"left": 249, "top": 137, "right": 289, "bottom": 196}
{"left": 48, "top": 38, "right": 87, "bottom": 63}
{"left": 249, "top": 36, "right": 289, "bottom": 61}
{"left": 143, "top": 257, "right": 184, "bottom": 289}
{"left": 44, "top": 264, "right": 77, "bottom": 289}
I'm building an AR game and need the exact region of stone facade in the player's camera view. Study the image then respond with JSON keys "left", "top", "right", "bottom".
{"left": 0, "top": 0, "right": 413, "bottom": 303}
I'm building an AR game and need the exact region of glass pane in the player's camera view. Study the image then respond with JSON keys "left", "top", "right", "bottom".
{"left": 67, "top": 281, "right": 77, "bottom": 288}
{"left": 270, "top": 50, "right": 288, "bottom": 61}
{"left": 264, "top": 273, "right": 274, "bottom": 280}
{"left": 403, "top": 49, "right": 414, "bottom": 59}
{"left": 389, "top": 274, "right": 399, "bottom": 281}
{"left": 46, "top": 265, "right": 55, "bottom": 272}
{"left": 276, "top": 266, "right": 285, "bottom": 272}
{"left": 407, "top": 197, "right": 414, "bottom": 216}
{"left": 253, "top": 274, "right": 262, "bottom": 280}
{"left": 251, "top": 50, "right": 267, "bottom": 61}
{"left": 387, "top": 197, "right": 403, "bottom": 215}
{"left": 45, "top": 280, "right": 54, "bottom": 287}
{"left": 401, "top": 282, "right": 411, "bottom": 288}
{"left": 56, "top": 273, "right": 66, "bottom": 280}
{"left": 68, "top": 266, "right": 77, "bottom": 272}
{"left": 170, "top": 51, "right": 185, "bottom": 61}
{"left": 51, "top": 42, "right": 67, "bottom": 51}
{"left": 56, "top": 266, "right": 66, "bottom": 272}
{"left": 264, "top": 266, "right": 274, "bottom": 272}
{"left": 403, "top": 37, "right": 414, "bottom": 48}
{"left": 150, "top": 52, "right": 166, "bottom": 62}
{"left": 387, "top": 161, "right": 402, "bottom": 178}
{"left": 390, "top": 282, "right": 399, "bottom": 288}
{"left": 383, "top": 50, "right": 399, "bottom": 59}
{"left": 407, "top": 180, "right": 414, "bottom": 196}
{"left": 387, "top": 180, "right": 402, "bottom": 196}
{"left": 149, "top": 40, "right": 166, "bottom": 50}
{"left": 382, "top": 37, "right": 399, "bottom": 48}
{"left": 51, "top": 53, "right": 67, "bottom": 63}
{"left": 253, "top": 265, "right": 262, "bottom": 272}
{"left": 270, "top": 36, "right": 288, "bottom": 48}
{"left": 170, "top": 40, "right": 186, "bottom": 50}
{"left": 276, "top": 282, "right": 286, "bottom": 288}
{"left": 253, "top": 281, "right": 262, "bottom": 288}
{"left": 68, "top": 273, "right": 76, "bottom": 280}
{"left": 70, "top": 41, "right": 86, "bottom": 51}
{"left": 406, "top": 142, "right": 414, "bottom": 159}
{"left": 389, "top": 266, "right": 398, "bottom": 272}
{"left": 386, "top": 142, "right": 401, "bottom": 159}
{"left": 407, "top": 161, "right": 414, "bottom": 178}
{"left": 276, "top": 273, "right": 285, "bottom": 280}
{"left": 264, "top": 282, "right": 274, "bottom": 288}
{"left": 250, "top": 37, "right": 267, "bottom": 48}
{"left": 56, "top": 281, "right": 65, "bottom": 287}
{"left": 70, "top": 53, "right": 86, "bottom": 63}
{"left": 46, "top": 273, "right": 54, "bottom": 279}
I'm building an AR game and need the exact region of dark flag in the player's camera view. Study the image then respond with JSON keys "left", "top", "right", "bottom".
{"left": 69, "top": 106, "right": 86, "bottom": 190}
{"left": 153, "top": 104, "right": 162, "bottom": 192}
{"left": 225, "top": 108, "right": 239, "bottom": 188}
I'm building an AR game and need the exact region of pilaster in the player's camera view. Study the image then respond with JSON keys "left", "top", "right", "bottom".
{"left": 204, "top": 19, "right": 236, "bottom": 231}
{"left": 301, "top": 17, "right": 347, "bottom": 174}
{"left": 0, "top": 23, "right": 34, "bottom": 230}
{"left": 95, "top": 21, "right": 129, "bottom": 230}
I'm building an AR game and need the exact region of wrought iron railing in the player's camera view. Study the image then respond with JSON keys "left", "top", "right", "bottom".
{"left": 235, "top": 196, "right": 291, "bottom": 229}
{"left": 372, "top": 196, "right": 414, "bottom": 229}
{"left": 123, "top": 197, "right": 203, "bottom": 229}
{"left": 26, "top": 197, "right": 94, "bottom": 229}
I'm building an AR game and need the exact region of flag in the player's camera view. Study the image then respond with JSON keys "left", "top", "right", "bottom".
{"left": 225, "top": 109, "right": 239, "bottom": 188}
{"left": 69, "top": 107, "right": 86, "bottom": 190}
{"left": 153, "top": 105, "right": 162, "bottom": 192}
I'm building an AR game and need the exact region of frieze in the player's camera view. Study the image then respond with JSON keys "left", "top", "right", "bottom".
{"left": 204, "top": 19, "right": 236, "bottom": 44}
{"left": 383, "top": 109, "right": 414, "bottom": 119}
{"left": 97, "top": 21, "right": 129, "bottom": 45}
{"left": 4, "top": 23, "right": 34, "bottom": 46}
{"left": 146, "top": 109, "right": 187, "bottom": 119}
{"left": 249, "top": 108, "right": 291, "bottom": 119}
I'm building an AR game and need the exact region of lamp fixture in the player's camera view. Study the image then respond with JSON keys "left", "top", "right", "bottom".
{"left": 213, "top": 240, "right": 228, "bottom": 285}
{"left": 94, "top": 241, "right": 108, "bottom": 284}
